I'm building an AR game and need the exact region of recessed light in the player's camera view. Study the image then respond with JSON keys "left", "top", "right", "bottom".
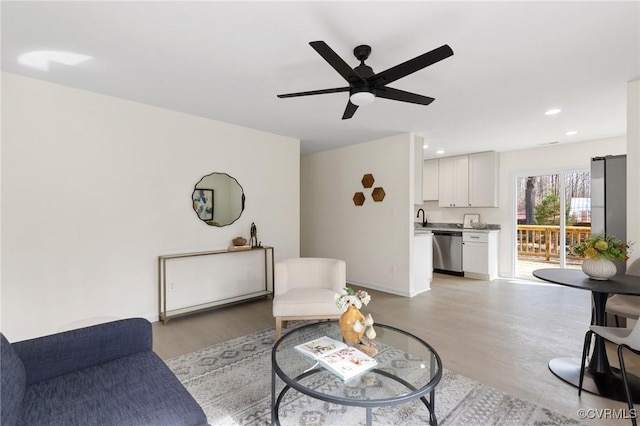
{"left": 566, "top": 131, "right": 578, "bottom": 136}
{"left": 436, "top": 149, "right": 445, "bottom": 155}
{"left": 545, "top": 108, "right": 562, "bottom": 115}
{"left": 423, "top": 144, "right": 429, "bottom": 150}
{"left": 17, "top": 50, "right": 92, "bottom": 71}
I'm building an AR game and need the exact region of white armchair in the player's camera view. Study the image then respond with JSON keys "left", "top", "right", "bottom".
{"left": 272, "top": 258, "right": 345, "bottom": 339}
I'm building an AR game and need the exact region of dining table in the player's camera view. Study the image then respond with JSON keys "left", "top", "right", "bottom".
{"left": 533, "top": 268, "right": 640, "bottom": 402}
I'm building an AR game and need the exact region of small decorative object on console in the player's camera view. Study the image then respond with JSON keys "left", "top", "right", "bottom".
{"left": 230, "top": 236, "right": 250, "bottom": 251}
{"left": 249, "top": 222, "right": 261, "bottom": 248}
{"left": 232, "top": 237, "right": 247, "bottom": 246}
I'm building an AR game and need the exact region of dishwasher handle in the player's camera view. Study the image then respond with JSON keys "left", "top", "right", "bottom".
{"left": 432, "top": 231, "right": 463, "bottom": 237}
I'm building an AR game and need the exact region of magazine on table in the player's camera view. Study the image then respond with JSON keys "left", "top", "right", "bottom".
{"left": 294, "top": 336, "right": 377, "bottom": 381}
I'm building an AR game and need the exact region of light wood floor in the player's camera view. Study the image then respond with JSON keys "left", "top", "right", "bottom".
{"left": 153, "top": 274, "right": 639, "bottom": 426}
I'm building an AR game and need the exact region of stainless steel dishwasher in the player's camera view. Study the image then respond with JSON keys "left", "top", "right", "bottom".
{"left": 432, "top": 231, "right": 464, "bottom": 276}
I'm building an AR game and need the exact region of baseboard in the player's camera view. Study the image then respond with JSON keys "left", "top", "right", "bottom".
{"left": 346, "top": 279, "right": 413, "bottom": 298}
{"left": 146, "top": 313, "right": 160, "bottom": 324}
{"left": 464, "top": 271, "right": 491, "bottom": 281}
{"left": 409, "top": 286, "right": 432, "bottom": 297}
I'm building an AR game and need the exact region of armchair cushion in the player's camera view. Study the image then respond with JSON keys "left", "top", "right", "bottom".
{"left": 273, "top": 288, "right": 342, "bottom": 317}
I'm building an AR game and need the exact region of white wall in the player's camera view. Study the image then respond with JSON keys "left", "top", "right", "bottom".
{"left": 1, "top": 73, "right": 300, "bottom": 341}
{"left": 301, "top": 133, "right": 418, "bottom": 296}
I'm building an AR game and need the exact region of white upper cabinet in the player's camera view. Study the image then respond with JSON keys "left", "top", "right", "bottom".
{"left": 437, "top": 151, "right": 499, "bottom": 208}
{"left": 438, "top": 155, "right": 469, "bottom": 207}
{"left": 468, "top": 151, "right": 499, "bottom": 207}
{"left": 422, "top": 159, "right": 439, "bottom": 201}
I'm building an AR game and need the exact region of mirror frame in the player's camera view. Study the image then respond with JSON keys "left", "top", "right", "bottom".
{"left": 192, "top": 172, "right": 245, "bottom": 227}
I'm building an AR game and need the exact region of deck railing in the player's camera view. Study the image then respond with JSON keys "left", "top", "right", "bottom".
{"left": 517, "top": 225, "right": 591, "bottom": 261}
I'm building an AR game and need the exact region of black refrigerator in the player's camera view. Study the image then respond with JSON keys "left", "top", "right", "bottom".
{"left": 591, "top": 155, "right": 627, "bottom": 274}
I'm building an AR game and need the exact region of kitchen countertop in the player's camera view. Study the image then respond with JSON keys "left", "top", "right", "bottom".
{"left": 414, "top": 222, "right": 500, "bottom": 235}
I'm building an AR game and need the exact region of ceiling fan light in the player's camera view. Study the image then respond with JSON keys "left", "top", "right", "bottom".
{"left": 350, "top": 91, "right": 375, "bottom": 106}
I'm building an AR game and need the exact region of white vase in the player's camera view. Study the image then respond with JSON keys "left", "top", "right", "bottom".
{"left": 582, "top": 258, "right": 617, "bottom": 280}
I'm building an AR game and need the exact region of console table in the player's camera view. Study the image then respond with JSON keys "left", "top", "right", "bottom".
{"left": 158, "top": 246, "right": 274, "bottom": 324}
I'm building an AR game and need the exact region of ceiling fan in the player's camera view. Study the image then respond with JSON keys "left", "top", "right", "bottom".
{"left": 277, "top": 41, "right": 454, "bottom": 119}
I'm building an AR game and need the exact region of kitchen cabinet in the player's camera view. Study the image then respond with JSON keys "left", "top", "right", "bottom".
{"left": 412, "top": 233, "right": 432, "bottom": 294}
{"left": 438, "top": 152, "right": 499, "bottom": 207}
{"left": 422, "top": 159, "right": 439, "bottom": 201}
{"left": 438, "top": 155, "right": 469, "bottom": 207}
{"left": 462, "top": 231, "right": 498, "bottom": 280}
{"left": 469, "top": 151, "right": 499, "bottom": 207}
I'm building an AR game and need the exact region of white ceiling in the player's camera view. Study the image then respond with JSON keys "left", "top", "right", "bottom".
{"left": 2, "top": 1, "right": 639, "bottom": 157}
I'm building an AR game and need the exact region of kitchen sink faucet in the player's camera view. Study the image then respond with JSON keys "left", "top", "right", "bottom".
{"left": 417, "top": 209, "right": 428, "bottom": 227}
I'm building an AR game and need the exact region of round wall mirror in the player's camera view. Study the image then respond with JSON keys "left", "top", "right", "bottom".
{"left": 192, "top": 172, "right": 245, "bottom": 227}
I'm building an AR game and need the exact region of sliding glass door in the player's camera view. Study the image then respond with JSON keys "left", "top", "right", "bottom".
{"left": 515, "top": 170, "right": 591, "bottom": 277}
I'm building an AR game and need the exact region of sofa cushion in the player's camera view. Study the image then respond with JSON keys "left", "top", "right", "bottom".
{"left": 20, "top": 351, "right": 207, "bottom": 426}
{"left": 14, "top": 317, "right": 152, "bottom": 386}
{"left": 1, "top": 333, "right": 26, "bottom": 426}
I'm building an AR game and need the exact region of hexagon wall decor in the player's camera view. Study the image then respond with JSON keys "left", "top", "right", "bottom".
{"left": 372, "top": 187, "right": 386, "bottom": 202}
{"left": 361, "top": 174, "right": 375, "bottom": 188}
{"left": 353, "top": 192, "right": 365, "bottom": 206}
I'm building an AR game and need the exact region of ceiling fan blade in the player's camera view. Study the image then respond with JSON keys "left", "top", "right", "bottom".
{"left": 376, "top": 87, "right": 435, "bottom": 105}
{"left": 370, "top": 44, "right": 454, "bottom": 87}
{"left": 310, "top": 41, "right": 365, "bottom": 84}
{"left": 342, "top": 101, "right": 359, "bottom": 120}
{"left": 277, "top": 87, "right": 350, "bottom": 98}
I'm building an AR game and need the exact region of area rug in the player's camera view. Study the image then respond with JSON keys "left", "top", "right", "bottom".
{"left": 165, "top": 324, "right": 582, "bottom": 426}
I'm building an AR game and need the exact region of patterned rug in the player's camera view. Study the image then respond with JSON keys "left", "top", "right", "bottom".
{"left": 165, "top": 324, "right": 582, "bottom": 426}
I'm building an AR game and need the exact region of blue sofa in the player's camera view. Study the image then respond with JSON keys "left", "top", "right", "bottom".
{"left": 1, "top": 318, "right": 208, "bottom": 426}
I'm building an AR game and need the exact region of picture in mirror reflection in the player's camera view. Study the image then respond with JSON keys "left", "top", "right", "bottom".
{"left": 192, "top": 172, "right": 245, "bottom": 227}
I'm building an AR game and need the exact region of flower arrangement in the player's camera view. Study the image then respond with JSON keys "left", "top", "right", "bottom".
{"left": 334, "top": 287, "right": 371, "bottom": 312}
{"left": 571, "top": 234, "right": 632, "bottom": 261}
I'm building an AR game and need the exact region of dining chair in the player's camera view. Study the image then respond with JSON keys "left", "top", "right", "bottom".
{"left": 272, "top": 258, "right": 345, "bottom": 340}
{"left": 579, "top": 319, "right": 640, "bottom": 426}
{"left": 606, "top": 259, "right": 640, "bottom": 327}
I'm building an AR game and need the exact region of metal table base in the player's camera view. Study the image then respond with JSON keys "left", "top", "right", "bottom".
{"left": 271, "top": 368, "right": 437, "bottom": 426}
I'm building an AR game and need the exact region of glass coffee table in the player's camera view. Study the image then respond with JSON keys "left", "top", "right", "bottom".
{"left": 271, "top": 321, "right": 442, "bottom": 426}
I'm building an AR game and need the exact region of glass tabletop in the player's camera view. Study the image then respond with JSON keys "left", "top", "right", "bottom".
{"left": 272, "top": 321, "right": 442, "bottom": 406}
